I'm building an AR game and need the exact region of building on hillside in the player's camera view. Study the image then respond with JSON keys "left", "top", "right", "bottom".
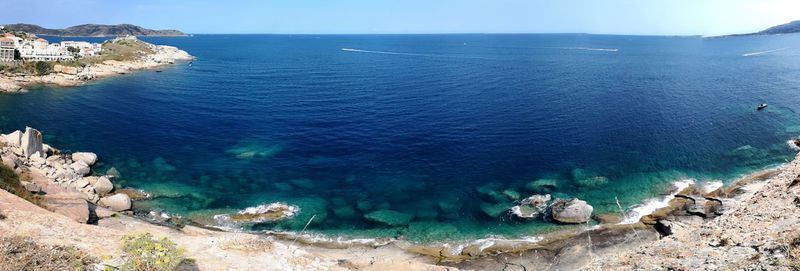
{"left": 60, "top": 41, "right": 103, "bottom": 57}
{"left": 0, "top": 37, "right": 15, "bottom": 62}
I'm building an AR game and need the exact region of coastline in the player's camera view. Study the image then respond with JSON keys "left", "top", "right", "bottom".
{"left": 0, "top": 37, "right": 192, "bottom": 94}
{"left": 3, "top": 127, "right": 800, "bottom": 269}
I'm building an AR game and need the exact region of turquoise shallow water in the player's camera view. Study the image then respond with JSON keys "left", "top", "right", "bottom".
{"left": 2, "top": 34, "right": 800, "bottom": 242}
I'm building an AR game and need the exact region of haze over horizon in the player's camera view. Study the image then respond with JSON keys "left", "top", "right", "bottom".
{"left": 1, "top": 0, "right": 798, "bottom": 36}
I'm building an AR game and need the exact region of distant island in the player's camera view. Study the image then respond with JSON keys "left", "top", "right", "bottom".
{"left": 724, "top": 20, "right": 800, "bottom": 37}
{"left": 1, "top": 23, "right": 187, "bottom": 37}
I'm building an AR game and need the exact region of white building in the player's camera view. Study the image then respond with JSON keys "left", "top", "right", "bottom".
{"left": 60, "top": 41, "right": 103, "bottom": 57}
{"left": 0, "top": 37, "right": 15, "bottom": 62}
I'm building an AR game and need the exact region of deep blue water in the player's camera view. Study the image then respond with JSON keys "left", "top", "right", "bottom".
{"left": 2, "top": 34, "right": 800, "bottom": 241}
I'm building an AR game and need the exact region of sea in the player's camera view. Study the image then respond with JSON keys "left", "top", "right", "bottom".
{"left": 2, "top": 33, "right": 800, "bottom": 242}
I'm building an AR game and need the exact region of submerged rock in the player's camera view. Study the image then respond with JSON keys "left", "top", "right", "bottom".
{"left": 571, "top": 168, "right": 609, "bottom": 188}
{"left": 480, "top": 202, "right": 510, "bottom": 218}
{"left": 551, "top": 198, "right": 593, "bottom": 224}
{"left": 115, "top": 188, "right": 151, "bottom": 200}
{"left": 525, "top": 178, "right": 559, "bottom": 192}
{"left": 71, "top": 152, "right": 98, "bottom": 166}
{"left": 364, "top": 210, "right": 414, "bottom": 226}
{"left": 510, "top": 194, "right": 551, "bottom": 219}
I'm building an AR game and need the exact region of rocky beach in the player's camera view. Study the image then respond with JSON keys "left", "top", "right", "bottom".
{"left": 2, "top": 126, "right": 800, "bottom": 270}
{"left": 0, "top": 36, "right": 192, "bottom": 93}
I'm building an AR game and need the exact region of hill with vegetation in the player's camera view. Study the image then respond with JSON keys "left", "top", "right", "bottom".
{"left": 2, "top": 23, "right": 186, "bottom": 37}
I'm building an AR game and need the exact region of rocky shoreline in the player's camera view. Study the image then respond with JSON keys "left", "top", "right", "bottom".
{"left": 0, "top": 37, "right": 192, "bottom": 93}
{"left": 2, "top": 126, "right": 800, "bottom": 270}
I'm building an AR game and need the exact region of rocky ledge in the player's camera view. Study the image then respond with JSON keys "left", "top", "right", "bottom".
{"left": 1, "top": 127, "right": 131, "bottom": 223}
{"left": 0, "top": 36, "right": 192, "bottom": 93}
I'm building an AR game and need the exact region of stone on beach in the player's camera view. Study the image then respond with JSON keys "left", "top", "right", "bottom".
{"left": 364, "top": 210, "right": 415, "bottom": 226}
{"left": 551, "top": 198, "right": 593, "bottom": 224}
{"left": 71, "top": 152, "right": 98, "bottom": 166}
{"left": 226, "top": 203, "right": 300, "bottom": 223}
{"left": 100, "top": 193, "right": 132, "bottom": 211}
{"left": 20, "top": 127, "right": 44, "bottom": 158}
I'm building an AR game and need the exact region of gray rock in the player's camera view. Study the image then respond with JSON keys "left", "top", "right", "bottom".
{"left": 20, "top": 127, "right": 44, "bottom": 158}
{"left": 74, "top": 177, "right": 90, "bottom": 189}
{"left": 551, "top": 198, "right": 593, "bottom": 224}
{"left": 70, "top": 161, "right": 91, "bottom": 176}
{"left": 510, "top": 194, "right": 551, "bottom": 219}
{"left": 100, "top": 193, "right": 132, "bottom": 211}
{"left": 2, "top": 130, "right": 22, "bottom": 147}
{"left": 71, "top": 152, "right": 98, "bottom": 166}
{"left": 20, "top": 181, "right": 41, "bottom": 194}
{"left": 92, "top": 176, "right": 114, "bottom": 196}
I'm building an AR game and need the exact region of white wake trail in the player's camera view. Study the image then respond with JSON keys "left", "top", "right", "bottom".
{"left": 557, "top": 47, "right": 619, "bottom": 52}
{"left": 341, "top": 48, "right": 493, "bottom": 60}
{"left": 742, "top": 47, "right": 789, "bottom": 57}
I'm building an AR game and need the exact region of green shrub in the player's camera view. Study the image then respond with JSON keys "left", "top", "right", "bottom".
{"left": 120, "top": 233, "right": 186, "bottom": 271}
{"left": 35, "top": 61, "right": 51, "bottom": 75}
{"left": 0, "top": 164, "right": 45, "bottom": 207}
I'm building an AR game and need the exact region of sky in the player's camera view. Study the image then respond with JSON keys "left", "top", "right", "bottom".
{"left": 1, "top": 0, "right": 798, "bottom": 36}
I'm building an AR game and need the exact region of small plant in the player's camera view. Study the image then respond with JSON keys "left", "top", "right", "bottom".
{"left": 0, "top": 165, "right": 46, "bottom": 207}
{"left": 35, "top": 61, "right": 51, "bottom": 75}
{"left": 120, "top": 233, "right": 186, "bottom": 271}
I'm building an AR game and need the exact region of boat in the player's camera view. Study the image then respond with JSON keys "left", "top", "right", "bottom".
{"left": 155, "top": 70, "right": 163, "bottom": 73}
{"left": 757, "top": 103, "right": 768, "bottom": 110}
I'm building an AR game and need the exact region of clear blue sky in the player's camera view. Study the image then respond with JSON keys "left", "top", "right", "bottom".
{"left": 1, "top": 0, "right": 798, "bottom": 35}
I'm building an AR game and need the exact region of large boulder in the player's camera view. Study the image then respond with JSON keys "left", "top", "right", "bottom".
{"left": 100, "top": 193, "right": 132, "bottom": 211}
{"left": 20, "top": 127, "right": 44, "bottom": 158}
{"left": 91, "top": 176, "right": 114, "bottom": 196}
{"left": 70, "top": 161, "right": 91, "bottom": 176}
{"left": 551, "top": 198, "right": 593, "bottom": 224}
{"left": 364, "top": 210, "right": 415, "bottom": 226}
{"left": 510, "top": 194, "right": 551, "bottom": 219}
{"left": 71, "top": 152, "right": 98, "bottom": 166}
{"left": 2, "top": 130, "right": 22, "bottom": 147}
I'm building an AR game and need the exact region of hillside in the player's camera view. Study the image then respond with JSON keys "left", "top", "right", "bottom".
{"left": 756, "top": 20, "right": 800, "bottom": 35}
{"left": 2, "top": 23, "right": 186, "bottom": 37}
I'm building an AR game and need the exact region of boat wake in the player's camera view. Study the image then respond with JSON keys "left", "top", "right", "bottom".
{"left": 341, "top": 48, "right": 492, "bottom": 60}
{"left": 742, "top": 47, "right": 789, "bottom": 57}
{"left": 556, "top": 47, "right": 620, "bottom": 52}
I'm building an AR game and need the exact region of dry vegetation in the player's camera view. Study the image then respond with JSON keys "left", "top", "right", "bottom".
{"left": 0, "top": 236, "right": 95, "bottom": 271}
{"left": 0, "top": 165, "right": 46, "bottom": 208}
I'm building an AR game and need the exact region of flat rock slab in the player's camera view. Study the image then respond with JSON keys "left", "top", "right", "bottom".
{"left": 28, "top": 170, "right": 89, "bottom": 223}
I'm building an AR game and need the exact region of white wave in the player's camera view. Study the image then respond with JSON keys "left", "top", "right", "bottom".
{"left": 788, "top": 138, "right": 800, "bottom": 151}
{"left": 742, "top": 47, "right": 789, "bottom": 57}
{"left": 557, "top": 47, "right": 619, "bottom": 52}
{"left": 700, "top": 181, "right": 723, "bottom": 194}
{"left": 213, "top": 203, "right": 300, "bottom": 227}
{"left": 619, "top": 179, "right": 695, "bottom": 224}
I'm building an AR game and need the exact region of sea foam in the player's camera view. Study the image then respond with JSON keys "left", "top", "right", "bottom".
{"left": 619, "top": 179, "right": 694, "bottom": 224}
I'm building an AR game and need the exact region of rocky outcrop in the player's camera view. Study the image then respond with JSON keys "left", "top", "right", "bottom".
{"left": 1, "top": 128, "right": 130, "bottom": 222}
{"left": 550, "top": 198, "right": 593, "bottom": 224}
{"left": 214, "top": 203, "right": 300, "bottom": 226}
{"left": 510, "top": 194, "right": 551, "bottom": 219}
{"left": 20, "top": 127, "right": 44, "bottom": 158}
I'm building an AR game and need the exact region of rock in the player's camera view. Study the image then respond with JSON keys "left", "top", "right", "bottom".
{"left": 551, "top": 198, "right": 593, "bottom": 224}
{"left": 70, "top": 161, "right": 91, "bottom": 176}
{"left": 510, "top": 194, "right": 551, "bottom": 219}
{"left": 2, "top": 155, "right": 17, "bottom": 169}
{"left": 332, "top": 206, "right": 358, "bottom": 219}
{"left": 525, "top": 178, "right": 559, "bottom": 192}
{"left": 288, "top": 178, "right": 315, "bottom": 189}
{"left": 502, "top": 189, "right": 521, "bottom": 201}
{"left": 2, "top": 130, "right": 22, "bottom": 147}
{"left": 71, "top": 152, "right": 98, "bottom": 166}
{"left": 99, "top": 193, "right": 132, "bottom": 211}
{"left": 480, "top": 202, "right": 510, "bottom": 218}
{"left": 106, "top": 167, "right": 121, "bottom": 178}
{"left": 92, "top": 176, "right": 114, "bottom": 196}
{"left": 593, "top": 213, "right": 623, "bottom": 224}
{"left": 73, "top": 177, "right": 90, "bottom": 189}
{"left": 576, "top": 176, "right": 609, "bottom": 188}
{"left": 20, "top": 181, "right": 41, "bottom": 194}
{"left": 20, "top": 127, "right": 44, "bottom": 158}
{"left": 364, "top": 210, "right": 415, "bottom": 226}
{"left": 42, "top": 144, "right": 58, "bottom": 156}
{"left": 221, "top": 203, "right": 299, "bottom": 223}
